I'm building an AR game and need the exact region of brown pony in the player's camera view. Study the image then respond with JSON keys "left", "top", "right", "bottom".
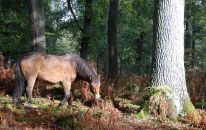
{"left": 13, "top": 52, "right": 101, "bottom": 106}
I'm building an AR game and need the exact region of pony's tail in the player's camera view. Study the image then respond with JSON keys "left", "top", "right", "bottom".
{"left": 13, "top": 59, "right": 26, "bottom": 104}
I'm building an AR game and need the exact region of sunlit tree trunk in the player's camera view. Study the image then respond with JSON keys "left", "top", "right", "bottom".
{"left": 108, "top": 0, "right": 119, "bottom": 79}
{"left": 151, "top": 0, "right": 193, "bottom": 114}
{"left": 29, "top": 0, "right": 46, "bottom": 53}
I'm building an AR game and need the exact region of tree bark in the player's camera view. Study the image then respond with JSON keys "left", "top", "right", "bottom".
{"left": 80, "top": 0, "right": 92, "bottom": 60}
{"left": 151, "top": 0, "right": 193, "bottom": 114}
{"left": 184, "top": 0, "right": 194, "bottom": 69}
{"left": 184, "top": 20, "right": 193, "bottom": 69}
{"left": 135, "top": 32, "right": 145, "bottom": 74}
{"left": 67, "top": 0, "right": 92, "bottom": 60}
{"left": 108, "top": 0, "right": 119, "bottom": 79}
{"left": 191, "top": 41, "right": 196, "bottom": 69}
{"left": 29, "top": 0, "right": 46, "bottom": 53}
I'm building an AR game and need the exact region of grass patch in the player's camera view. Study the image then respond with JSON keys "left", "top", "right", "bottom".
{"left": 15, "top": 116, "right": 30, "bottom": 122}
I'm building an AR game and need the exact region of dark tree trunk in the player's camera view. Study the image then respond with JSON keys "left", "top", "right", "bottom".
{"left": 184, "top": 1, "right": 193, "bottom": 69}
{"left": 135, "top": 32, "right": 145, "bottom": 74}
{"left": 191, "top": 41, "right": 196, "bottom": 69}
{"left": 108, "top": 0, "right": 119, "bottom": 79}
{"left": 151, "top": 0, "right": 193, "bottom": 114}
{"left": 97, "top": 48, "right": 105, "bottom": 72}
{"left": 80, "top": 0, "right": 92, "bottom": 60}
{"left": 67, "top": 0, "right": 93, "bottom": 59}
{"left": 29, "top": 0, "right": 46, "bottom": 53}
{"left": 184, "top": 20, "right": 193, "bottom": 69}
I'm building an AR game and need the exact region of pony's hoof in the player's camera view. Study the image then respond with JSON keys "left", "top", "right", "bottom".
{"left": 58, "top": 103, "right": 64, "bottom": 108}
{"left": 27, "top": 99, "right": 33, "bottom": 104}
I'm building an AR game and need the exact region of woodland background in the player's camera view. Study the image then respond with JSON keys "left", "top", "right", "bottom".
{"left": 1, "top": 0, "right": 206, "bottom": 74}
{"left": 0, "top": 0, "right": 206, "bottom": 129}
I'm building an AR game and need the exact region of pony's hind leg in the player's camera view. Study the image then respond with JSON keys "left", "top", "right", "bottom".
{"left": 26, "top": 77, "right": 36, "bottom": 103}
{"left": 58, "top": 80, "right": 72, "bottom": 107}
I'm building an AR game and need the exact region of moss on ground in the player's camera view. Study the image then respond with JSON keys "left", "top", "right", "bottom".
{"left": 113, "top": 97, "right": 141, "bottom": 113}
{"left": 0, "top": 95, "right": 204, "bottom": 129}
{"left": 183, "top": 98, "right": 195, "bottom": 114}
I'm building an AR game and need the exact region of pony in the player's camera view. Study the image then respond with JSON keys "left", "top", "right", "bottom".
{"left": 13, "top": 52, "right": 101, "bottom": 106}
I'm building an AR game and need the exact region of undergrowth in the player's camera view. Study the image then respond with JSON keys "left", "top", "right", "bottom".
{"left": 0, "top": 66, "right": 206, "bottom": 129}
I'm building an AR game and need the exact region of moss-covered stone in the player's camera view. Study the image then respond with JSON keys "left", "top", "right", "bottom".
{"left": 140, "top": 85, "right": 178, "bottom": 120}
{"left": 113, "top": 97, "right": 141, "bottom": 113}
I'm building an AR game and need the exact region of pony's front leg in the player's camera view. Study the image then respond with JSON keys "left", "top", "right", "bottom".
{"left": 58, "top": 81, "right": 72, "bottom": 107}
{"left": 26, "top": 78, "right": 36, "bottom": 103}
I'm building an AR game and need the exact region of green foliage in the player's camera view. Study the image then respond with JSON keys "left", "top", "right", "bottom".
{"left": 88, "top": 0, "right": 109, "bottom": 68}
{"left": 15, "top": 116, "right": 30, "bottom": 122}
{"left": 117, "top": 0, "right": 153, "bottom": 74}
{"left": 43, "top": 0, "right": 80, "bottom": 55}
{"left": 195, "top": 97, "right": 206, "bottom": 109}
{"left": 0, "top": 0, "right": 30, "bottom": 60}
{"left": 185, "top": 0, "right": 206, "bottom": 70}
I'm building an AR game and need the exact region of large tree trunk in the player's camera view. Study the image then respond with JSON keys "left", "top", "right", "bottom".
{"left": 80, "top": 0, "right": 92, "bottom": 60}
{"left": 151, "top": 0, "right": 193, "bottom": 115}
{"left": 29, "top": 0, "right": 46, "bottom": 53}
{"left": 108, "top": 0, "right": 119, "bottom": 79}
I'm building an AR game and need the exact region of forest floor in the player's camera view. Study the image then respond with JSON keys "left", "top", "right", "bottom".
{"left": 0, "top": 67, "right": 205, "bottom": 130}
{"left": 0, "top": 94, "right": 202, "bottom": 130}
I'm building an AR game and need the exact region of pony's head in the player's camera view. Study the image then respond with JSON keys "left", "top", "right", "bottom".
{"left": 90, "top": 75, "right": 101, "bottom": 102}
{"left": 73, "top": 55, "right": 101, "bottom": 103}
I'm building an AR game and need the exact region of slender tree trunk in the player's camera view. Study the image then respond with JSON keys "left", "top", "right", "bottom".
{"left": 151, "top": 0, "right": 193, "bottom": 114}
{"left": 184, "top": 1, "right": 194, "bottom": 69}
{"left": 108, "top": 0, "right": 119, "bottom": 79}
{"left": 97, "top": 48, "right": 105, "bottom": 72}
{"left": 135, "top": 32, "right": 145, "bottom": 74}
{"left": 29, "top": 0, "right": 46, "bottom": 53}
{"left": 67, "top": 0, "right": 93, "bottom": 59}
{"left": 80, "top": 0, "right": 92, "bottom": 59}
{"left": 184, "top": 20, "right": 193, "bottom": 69}
{"left": 191, "top": 41, "right": 196, "bottom": 69}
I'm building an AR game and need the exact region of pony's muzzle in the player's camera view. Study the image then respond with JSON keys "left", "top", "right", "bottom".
{"left": 94, "top": 93, "right": 101, "bottom": 105}
{"left": 95, "top": 93, "right": 101, "bottom": 100}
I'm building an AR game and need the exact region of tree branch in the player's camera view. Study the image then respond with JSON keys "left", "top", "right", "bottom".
{"left": 67, "top": 0, "right": 83, "bottom": 32}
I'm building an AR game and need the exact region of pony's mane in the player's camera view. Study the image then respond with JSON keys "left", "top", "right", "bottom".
{"left": 69, "top": 54, "right": 98, "bottom": 82}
